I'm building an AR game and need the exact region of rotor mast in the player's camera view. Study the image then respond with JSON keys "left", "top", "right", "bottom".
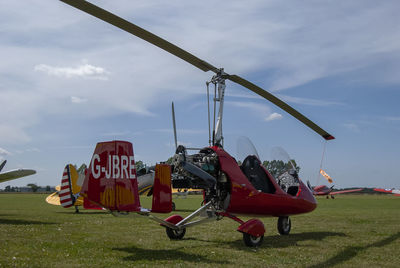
{"left": 209, "top": 69, "right": 227, "bottom": 147}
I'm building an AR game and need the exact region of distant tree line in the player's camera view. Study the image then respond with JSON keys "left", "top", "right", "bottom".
{"left": 1, "top": 184, "right": 53, "bottom": 192}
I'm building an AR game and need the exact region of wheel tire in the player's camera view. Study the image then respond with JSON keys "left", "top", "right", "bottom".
{"left": 331, "top": 195, "right": 335, "bottom": 199}
{"left": 172, "top": 202, "right": 176, "bottom": 211}
{"left": 277, "top": 216, "right": 291, "bottom": 235}
{"left": 166, "top": 227, "right": 186, "bottom": 240}
{"left": 243, "top": 233, "right": 264, "bottom": 247}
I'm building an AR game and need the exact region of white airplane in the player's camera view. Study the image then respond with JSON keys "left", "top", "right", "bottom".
{"left": 0, "top": 160, "right": 36, "bottom": 183}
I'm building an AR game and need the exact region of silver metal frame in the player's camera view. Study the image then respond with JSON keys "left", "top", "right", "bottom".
{"left": 110, "top": 201, "right": 218, "bottom": 231}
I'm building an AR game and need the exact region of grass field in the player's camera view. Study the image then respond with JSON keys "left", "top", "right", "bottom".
{"left": 0, "top": 194, "right": 399, "bottom": 267}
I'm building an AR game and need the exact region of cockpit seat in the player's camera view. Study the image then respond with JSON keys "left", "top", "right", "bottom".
{"left": 241, "top": 155, "right": 275, "bottom": 194}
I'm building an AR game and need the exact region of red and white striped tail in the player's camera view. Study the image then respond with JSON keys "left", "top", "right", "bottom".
{"left": 59, "top": 165, "right": 75, "bottom": 208}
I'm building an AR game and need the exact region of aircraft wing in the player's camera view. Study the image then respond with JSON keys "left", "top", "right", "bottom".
{"left": 0, "top": 169, "right": 36, "bottom": 183}
{"left": 330, "top": 188, "right": 363, "bottom": 195}
{"left": 374, "top": 188, "right": 400, "bottom": 196}
{"left": 313, "top": 191, "right": 330, "bottom": 196}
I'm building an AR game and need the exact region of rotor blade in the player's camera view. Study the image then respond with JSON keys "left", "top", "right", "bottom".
{"left": 228, "top": 74, "right": 335, "bottom": 140}
{"left": 172, "top": 102, "right": 178, "bottom": 150}
{"left": 60, "top": 0, "right": 218, "bottom": 73}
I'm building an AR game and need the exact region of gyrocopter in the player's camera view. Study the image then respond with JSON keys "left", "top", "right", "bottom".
{"left": 60, "top": 0, "right": 335, "bottom": 247}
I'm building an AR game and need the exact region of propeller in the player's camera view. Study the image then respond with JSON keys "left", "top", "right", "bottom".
{"left": 171, "top": 102, "right": 178, "bottom": 150}
{"left": 307, "top": 180, "right": 314, "bottom": 191}
{"left": 60, "top": 0, "right": 334, "bottom": 141}
{"left": 0, "top": 160, "right": 6, "bottom": 173}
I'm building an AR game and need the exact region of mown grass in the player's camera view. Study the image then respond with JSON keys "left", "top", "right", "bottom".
{"left": 0, "top": 194, "right": 399, "bottom": 267}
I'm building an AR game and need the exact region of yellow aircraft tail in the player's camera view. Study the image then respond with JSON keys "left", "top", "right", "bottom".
{"left": 59, "top": 164, "right": 83, "bottom": 207}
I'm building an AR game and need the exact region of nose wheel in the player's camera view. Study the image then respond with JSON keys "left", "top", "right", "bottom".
{"left": 277, "top": 216, "right": 291, "bottom": 235}
{"left": 243, "top": 233, "right": 264, "bottom": 247}
{"left": 166, "top": 227, "right": 186, "bottom": 240}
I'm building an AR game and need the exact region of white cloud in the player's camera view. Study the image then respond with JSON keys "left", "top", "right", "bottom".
{"left": 0, "top": 147, "right": 11, "bottom": 156}
{"left": 228, "top": 100, "right": 284, "bottom": 122}
{"left": 34, "top": 63, "right": 110, "bottom": 80}
{"left": 0, "top": 124, "right": 31, "bottom": 144}
{"left": 71, "top": 96, "right": 88, "bottom": 104}
{"left": 343, "top": 123, "right": 360, "bottom": 132}
{"left": 228, "top": 101, "right": 271, "bottom": 115}
{"left": 265, "top": 112, "right": 283, "bottom": 121}
{"left": 25, "top": 148, "right": 40, "bottom": 153}
{"left": 383, "top": 116, "right": 400, "bottom": 121}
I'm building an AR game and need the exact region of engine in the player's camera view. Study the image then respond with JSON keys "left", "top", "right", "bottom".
{"left": 171, "top": 146, "right": 231, "bottom": 210}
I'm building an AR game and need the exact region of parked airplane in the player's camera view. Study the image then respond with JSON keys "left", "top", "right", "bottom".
{"left": 46, "top": 163, "right": 156, "bottom": 212}
{"left": 307, "top": 181, "right": 362, "bottom": 199}
{"left": 0, "top": 160, "right": 36, "bottom": 184}
{"left": 373, "top": 188, "right": 400, "bottom": 196}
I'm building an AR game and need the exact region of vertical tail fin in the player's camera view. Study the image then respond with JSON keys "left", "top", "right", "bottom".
{"left": 151, "top": 164, "right": 172, "bottom": 213}
{"left": 59, "top": 164, "right": 76, "bottom": 208}
{"left": 80, "top": 140, "right": 141, "bottom": 212}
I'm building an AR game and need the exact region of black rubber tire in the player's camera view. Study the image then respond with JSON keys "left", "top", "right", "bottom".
{"left": 172, "top": 202, "right": 176, "bottom": 211}
{"left": 331, "top": 195, "right": 335, "bottom": 199}
{"left": 243, "top": 233, "right": 264, "bottom": 247}
{"left": 166, "top": 227, "right": 186, "bottom": 240}
{"left": 277, "top": 216, "right": 291, "bottom": 235}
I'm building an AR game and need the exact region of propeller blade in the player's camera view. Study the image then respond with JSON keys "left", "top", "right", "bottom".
{"left": 0, "top": 160, "right": 6, "bottom": 173}
{"left": 181, "top": 161, "right": 216, "bottom": 188}
{"left": 172, "top": 102, "right": 178, "bottom": 150}
{"left": 60, "top": 0, "right": 218, "bottom": 73}
{"left": 228, "top": 74, "right": 335, "bottom": 140}
{"left": 307, "top": 180, "right": 313, "bottom": 191}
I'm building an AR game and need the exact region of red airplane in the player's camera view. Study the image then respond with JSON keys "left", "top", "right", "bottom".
{"left": 373, "top": 188, "right": 400, "bottom": 196}
{"left": 308, "top": 183, "right": 363, "bottom": 199}
{"left": 60, "top": 0, "right": 335, "bottom": 247}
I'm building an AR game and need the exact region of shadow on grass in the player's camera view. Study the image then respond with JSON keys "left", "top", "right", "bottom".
{"left": 0, "top": 218, "right": 55, "bottom": 225}
{"left": 308, "top": 232, "right": 400, "bottom": 268}
{"left": 113, "top": 245, "right": 230, "bottom": 265}
{"left": 185, "top": 231, "right": 346, "bottom": 250}
{"left": 55, "top": 211, "right": 107, "bottom": 215}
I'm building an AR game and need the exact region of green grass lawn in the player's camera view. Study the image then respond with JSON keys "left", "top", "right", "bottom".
{"left": 0, "top": 194, "right": 399, "bottom": 267}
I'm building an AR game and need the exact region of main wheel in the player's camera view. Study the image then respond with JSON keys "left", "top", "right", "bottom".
{"left": 172, "top": 202, "right": 176, "bottom": 211}
{"left": 166, "top": 227, "right": 186, "bottom": 240}
{"left": 277, "top": 216, "right": 291, "bottom": 235}
{"left": 243, "top": 233, "right": 264, "bottom": 247}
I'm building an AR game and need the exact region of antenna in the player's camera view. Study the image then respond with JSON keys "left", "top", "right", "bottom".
{"left": 171, "top": 102, "right": 178, "bottom": 150}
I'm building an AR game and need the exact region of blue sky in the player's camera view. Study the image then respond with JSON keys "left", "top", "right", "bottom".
{"left": 1, "top": 0, "right": 400, "bottom": 188}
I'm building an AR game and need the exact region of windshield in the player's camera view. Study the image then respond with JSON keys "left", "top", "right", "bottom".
{"left": 236, "top": 136, "right": 260, "bottom": 164}
{"left": 266, "top": 146, "right": 298, "bottom": 179}
{"left": 266, "top": 146, "right": 300, "bottom": 195}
